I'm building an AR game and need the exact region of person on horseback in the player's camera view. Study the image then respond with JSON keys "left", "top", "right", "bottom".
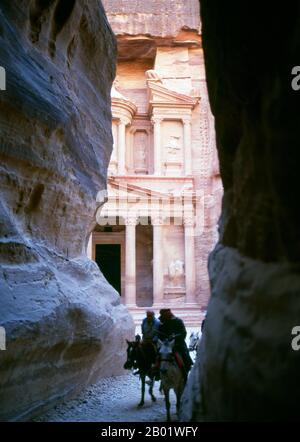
{"left": 141, "top": 311, "right": 160, "bottom": 380}
{"left": 141, "top": 310, "right": 160, "bottom": 343}
{"left": 157, "top": 308, "right": 193, "bottom": 381}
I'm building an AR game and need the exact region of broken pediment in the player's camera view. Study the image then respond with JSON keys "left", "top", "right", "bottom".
{"left": 147, "top": 76, "right": 199, "bottom": 113}
{"left": 111, "top": 77, "right": 137, "bottom": 123}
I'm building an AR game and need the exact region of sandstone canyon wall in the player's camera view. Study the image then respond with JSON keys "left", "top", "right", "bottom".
{"left": 0, "top": 0, "right": 134, "bottom": 421}
{"left": 181, "top": 1, "right": 300, "bottom": 421}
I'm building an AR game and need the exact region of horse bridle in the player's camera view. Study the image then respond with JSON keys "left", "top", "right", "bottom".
{"left": 160, "top": 355, "right": 174, "bottom": 362}
{"left": 159, "top": 352, "right": 177, "bottom": 367}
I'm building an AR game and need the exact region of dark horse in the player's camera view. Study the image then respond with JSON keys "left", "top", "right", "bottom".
{"left": 124, "top": 336, "right": 157, "bottom": 407}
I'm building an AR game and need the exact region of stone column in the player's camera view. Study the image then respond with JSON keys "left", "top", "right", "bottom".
{"left": 183, "top": 118, "right": 192, "bottom": 175}
{"left": 151, "top": 117, "right": 162, "bottom": 175}
{"left": 86, "top": 233, "right": 93, "bottom": 259}
{"left": 152, "top": 215, "right": 164, "bottom": 305}
{"left": 118, "top": 118, "right": 126, "bottom": 175}
{"left": 125, "top": 216, "right": 137, "bottom": 306}
{"left": 184, "top": 216, "right": 196, "bottom": 303}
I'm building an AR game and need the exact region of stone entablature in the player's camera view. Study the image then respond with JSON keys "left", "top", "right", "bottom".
{"left": 100, "top": 177, "right": 198, "bottom": 223}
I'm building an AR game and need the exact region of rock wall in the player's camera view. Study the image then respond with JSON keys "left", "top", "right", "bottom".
{"left": 102, "top": 0, "right": 200, "bottom": 37}
{"left": 102, "top": 0, "right": 202, "bottom": 65}
{"left": 181, "top": 1, "right": 300, "bottom": 421}
{"left": 0, "top": 0, "right": 134, "bottom": 422}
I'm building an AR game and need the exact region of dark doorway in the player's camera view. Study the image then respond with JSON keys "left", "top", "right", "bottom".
{"left": 95, "top": 244, "right": 121, "bottom": 295}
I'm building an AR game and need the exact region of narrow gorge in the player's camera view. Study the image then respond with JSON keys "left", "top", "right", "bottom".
{"left": 1, "top": 0, "right": 300, "bottom": 423}
{"left": 0, "top": 0, "right": 134, "bottom": 421}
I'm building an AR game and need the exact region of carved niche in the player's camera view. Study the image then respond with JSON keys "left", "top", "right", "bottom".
{"left": 162, "top": 121, "right": 183, "bottom": 176}
{"left": 133, "top": 130, "right": 149, "bottom": 174}
{"left": 168, "top": 259, "right": 184, "bottom": 284}
{"left": 164, "top": 259, "right": 185, "bottom": 303}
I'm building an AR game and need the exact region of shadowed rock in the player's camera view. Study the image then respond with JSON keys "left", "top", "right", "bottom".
{"left": 181, "top": 1, "right": 300, "bottom": 421}
{"left": 0, "top": 0, "right": 134, "bottom": 421}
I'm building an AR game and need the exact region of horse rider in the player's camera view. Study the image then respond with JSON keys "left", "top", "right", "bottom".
{"left": 131, "top": 311, "right": 160, "bottom": 379}
{"left": 157, "top": 308, "right": 193, "bottom": 381}
{"left": 141, "top": 310, "right": 160, "bottom": 344}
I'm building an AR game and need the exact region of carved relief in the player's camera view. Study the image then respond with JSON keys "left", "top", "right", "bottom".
{"left": 168, "top": 259, "right": 184, "bottom": 279}
{"left": 163, "top": 124, "right": 183, "bottom": 176}
{"left": 111, "top": 76, "right": 126, "bottom": 100}
{"left": 165, "top": 135, "right": 181, "bottom": 157}
{"left": 167, "top": 259, "right": 185, "bottom": 288}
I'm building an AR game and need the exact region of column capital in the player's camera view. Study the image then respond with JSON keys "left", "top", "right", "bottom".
{"left": 182, "top": 117, "right": 191, "bottom": 125}
{"left": 151, "top": 116, "right": 163, "bottom": 125}
{"left": 183, "top": 216, "right": 195, "bottom": 227}
{"left": 151, "top": 214, "right": 164, "bottom": 226}
{"left": 124, "top": 215, "right": 138, "bottom": 226}
{"left": 118, "top": 117, "right": 127, "bottom": 126}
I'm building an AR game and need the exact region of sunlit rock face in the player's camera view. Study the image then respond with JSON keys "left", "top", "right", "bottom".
{"left": 102, "top": 0, "right": 200, "bottom": 37}
{"left": 181, "top": 1, "right": 300, "bottom": 421}
{"left": 0, "top": 0, "right": 134, "bottom": 421}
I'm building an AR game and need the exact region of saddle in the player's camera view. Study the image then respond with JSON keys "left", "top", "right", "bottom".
{"left": 173, "top": 351, "right": 184, "bottom": 370}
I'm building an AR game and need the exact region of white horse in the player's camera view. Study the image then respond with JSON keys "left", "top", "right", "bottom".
{"left": 157, "top": 338, "right": 185, "bottom": 421}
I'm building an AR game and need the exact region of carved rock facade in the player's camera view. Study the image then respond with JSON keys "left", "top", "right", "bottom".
{"left": 92, "top": 0, "right": 222, "bottom": 324}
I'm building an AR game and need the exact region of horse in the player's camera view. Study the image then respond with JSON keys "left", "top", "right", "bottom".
{"left": 124, "top": 336, "right": 157, "bottom": 407}
{"left": 157, "top": 338, "right": 185, "bottom": 422}
{"left": 188, "top": 331, "right": 200, "bottom": 352}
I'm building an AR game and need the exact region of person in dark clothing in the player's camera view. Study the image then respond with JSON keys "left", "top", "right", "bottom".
{"left": 157, "top": 308, "right": 193, "bottom": 379}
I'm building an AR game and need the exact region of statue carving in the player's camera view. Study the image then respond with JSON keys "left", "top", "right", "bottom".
{"left": 111, "top": 77, "right": 126, "bottom": 99}
{"left": 168, "top": 260, "right": 184, "bottom": 283}
{"left": 145, "top": 69, "right": 163, "bottom": 83}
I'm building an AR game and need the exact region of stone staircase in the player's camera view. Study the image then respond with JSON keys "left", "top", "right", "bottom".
{"left": 127, "top": 304, "right": 206, "bottom": 327}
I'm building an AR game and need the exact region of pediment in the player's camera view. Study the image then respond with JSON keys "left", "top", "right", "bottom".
{"left": 147, "top": 82, "right": 198, "bottom": 108}
{"left": 108, "top": 178, "right": 168, "bottom": 199}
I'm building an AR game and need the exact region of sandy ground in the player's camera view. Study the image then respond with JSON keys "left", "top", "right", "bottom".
{"left": 34, "top": 327, "right": 200, "bottom": 422}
